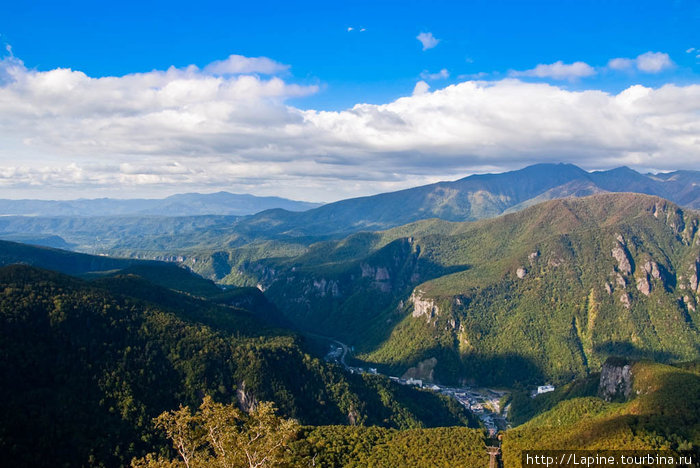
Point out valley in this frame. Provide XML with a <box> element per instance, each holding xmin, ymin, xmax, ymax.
<box><xmin>1</xmin><ymin>164</ymin><xmax>699</xmax><ymax>466</ymax></box>
<box><xmin>4</xmin><ymin>3</ymin><xmax>700</xmax><ymax>465</ymax></box>
<box><xmin>324</xmin><ymin>339</ymin><xmax>510</xmax><ymax>435</ymax></box>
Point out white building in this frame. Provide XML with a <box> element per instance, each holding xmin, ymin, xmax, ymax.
<box><xmin>537</xmin><ymin>385</ymin><xmax>555</xmax><ymax>394</ymax></box>
<box><xmin>406</xmin><ymin>378</ymin><xmax>423</xmax><ymax>387</ymax></box>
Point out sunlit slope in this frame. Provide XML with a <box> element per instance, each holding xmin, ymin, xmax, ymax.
<box><xmin>501</xmin><ymin>360</ymin><xmax>700</xmax><ymax>467</ymax></box>
<box><xmin>248</xmin><ymin>194</ymin><xmax>700</xmax><ymax>385</ymax></box>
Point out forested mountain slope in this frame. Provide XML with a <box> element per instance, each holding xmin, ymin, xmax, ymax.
<box><xmin>234</xmin><ymin>194</ymin><xmax>700</xmax><ymax>386</ymax></box>
<box><xmin>0</xmin><ymin>265</ymin><xmax>474</xmax><ymax>467</ymax></box>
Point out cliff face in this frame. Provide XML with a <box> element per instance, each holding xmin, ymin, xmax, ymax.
<box><xmin>410</xmin><ymin>290</ymin><xmax>440</xmax><ymax>322</ymax></box>
<box><xmin>598</xmin><ymin>358</ymin><xmax>634</xmax><ymax>402</ymax></box>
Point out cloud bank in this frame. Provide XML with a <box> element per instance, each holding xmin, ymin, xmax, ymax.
<box><xmin>510</xmin><ymin>61</ymin><xmax>596</xmax><ymax>80</ymax></box>
<box><xmin>608</xmin><ymin>52</ymin><xmax>674</xmax><ymax>73</ymax></box>
<box><xmin>510</xmin><ymin>52</ymin><xmax>674</xmax><ymax>82</ymax></box>
<box><xmin>0</xmin><ymin>53</ymin><xmax>698</xmax><ymax>201</ymax></box>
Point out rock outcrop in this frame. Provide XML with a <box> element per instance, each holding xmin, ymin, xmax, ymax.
<box><xmin>410</xmin><ymin>290</ymin><xmax>439</xmax><ymax>322</ymax></box>
<box><xmin>598</xmin><ymin>358</ymin><xmax>634</xmax><ymax>402</ymax></box>
<box><xmin>312</xmin><ymin>278</ymin><xmax>341</xmax><ymax>297</ymax></box>
<box><xmin>236</xmin><ymin>381</ymin><xmax>259</xmax><ymax>412</ymax></box>
<box><xmin>635</xmin><ymin>260</ymin><xmax>663</xmax><ymax>296</ymax></box>
<box><xmin>636</xmin><ymin>275</ymin><xmax>651</xmax><ymax>296</ymax></box>
<box><xmin>612</xmin><ymin>244</ymin><xmax>632</xmax><ymax>275</ymax></box>
<box><xmin>528</xmin><ymin>251</ymin><xmax>539</xmax><ymax>264</ymax></box>
<box><xmin>402</xmin><ymin>357</ymin><xmax>438</xmax><ymax>382</ymax></box>
<box><xmin>689</xmin><ymin>259</ymin><xmax>700</xmax><ymax>294</ymax></box>
<box><xmin>643</xmin><ymin>261</ymin><xmax>661</xmax><ymax>280</ymax></box>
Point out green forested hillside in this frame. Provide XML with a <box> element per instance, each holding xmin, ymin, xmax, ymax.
<box><xmin>502</xmin><ymin>361</ymin><xmax>700</xmax><ymax>467</ymax></box>
<box><xmin>289</xmin><ymin>425</ymin><xmax>488</xmax><ymax>467</ymax></box>
<box><xmin>232</xmin><ymin>194</ymin><xmax>700</xmax><ymax>386</ymax></box>
<box><xmin>0</xmin><ymin>265</ymin><xmax>474</xmax><ymax>468</ymax></box>
<box><xmin>131</xmin><ymin>359</ymin><xmax>699</xmax><ymax>467</ymax></box>
<box><xmin>0</xmin><ymin>239</ymin><xmax>237</xmax><ymax>301</ymax></box>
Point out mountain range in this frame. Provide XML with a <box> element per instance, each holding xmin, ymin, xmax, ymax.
<box><xmin>1</xmin><ymin>164</ymin><xmax>700</xmax><ymax>465</ymax></box>
<box><xmin>0</xmin><ymin>191</ymin><xmax>320</xmax><ymax>217</ymax></box>
<box><xmin>209</xmin><ymin>163</ymin><xmax>700</xmax><ymax>239</ymax></box>
<box><xmin>2</xmin><ymin>164</ymin><xmax>698</xmax><ymax>256</ymax></box>
<box><xmin>221</xmin><ymin>193</ymin><xmax>700</xmax><ymax>386</ymax></box>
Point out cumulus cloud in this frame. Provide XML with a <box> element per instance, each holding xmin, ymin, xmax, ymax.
<box><xmin>0</xmin><ymin>53</ymin><xmax>699</xmax><ymax>201</ymax></box>
<box><xmin>412</xmin><ymin>81</ymin><xmax>430</xmax><ymax>95</ymax></box>
<box><xmin>608</xmin><ymin>51</ymin><xmax>674</xmax><ymax>73</ymax></box>
<box><xmin>635</xmin><ymin>51</ymin><xmax>674</xmax><ymax>72</ymax></box>
<box><xmin>607</xmin><ymin>57</ymin><xmax>635</xmax><ymax>71</ymax></box>
<box><xmin>510</xmin><ymin>61</ymin><xmax>596</xmax><ymax>80</ymax></box>
<box><xmin>203</xmin><ymin>54</ymin><xmax>289</xmax><ymax>75</ymax></box>
<box><xmin>420</xmin><ymin>69</ymin><xmax>449</xmax><ymax>80</ymax></box>
<box><xmin>416</xmin><ymin>32</ymin><xmax>439</xmax><ymax>51</ymax></box>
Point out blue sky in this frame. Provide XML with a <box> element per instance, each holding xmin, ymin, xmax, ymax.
<box><xmin>4</xmin><ymin>0</ymin><xmax>698</xmax><ymax>108</ymax></box>
<box><xmin>0</xmin><ymin>0</ymin><xmax>698</xmax><ymax>201</ymax></box>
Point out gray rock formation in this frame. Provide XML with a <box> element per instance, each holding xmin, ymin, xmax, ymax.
<box><xmin>411</xmin><ymin>291</ymin><xmax>439</xmax><ymax>322</ymax></box>
<box><xmin>612</xmin><ymin>245</ymin><xmax>632</xmax><ymax>275</ymax></box>
<box><xmin>236</xmin><ymin>381</ymin><xmax>259</xmax><ymax>412</ymax></box>
<box><xmin>636</xmin><ymin>275</ymin><xmax>651</xmax><ymax>296</ymax></box>
<box><xmin>598</xmin><ymin>358</ymin><xmax>634</xmax><ymax>402</ymax></box>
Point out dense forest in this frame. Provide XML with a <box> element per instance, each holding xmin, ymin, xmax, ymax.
<box><xmin>0</xmin><ymin>265</ymin><xmax>474</xmax><ymax>467</ymax></box>
<box><xmin>1</xmin><ymin>191</ymin><xmax>699</xmax><ymax>467</ymax></box>
<box><xmin>224</xmin><ymin>194</ymin><xmax>700</xmax><ymax>385</ymax></box>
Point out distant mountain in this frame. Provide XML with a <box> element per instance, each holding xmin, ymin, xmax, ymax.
<box><xmin>159</xmin><ymin>164</ymin><xmax>700</xmax><ymax>238</ymax></box>
<box><xmin>188</xmin><ymin>163</ymin><xmax>700</xmax><ymax>239</ymax></box>
<box><xmin>0</xmin><ymin>233</ymin><xmax>75</xmax><ymax>249</ymax></box>
<box><xmin>0</xmin><ymin>191</ymin><xmax>321</xmax><ymax>217</ymax></box>
<box><xmin>1</xmin><ymin>164</ymin><xmax>698</xmax><ymax>257</ymax></box>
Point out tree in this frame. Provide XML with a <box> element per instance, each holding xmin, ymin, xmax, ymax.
<box><xmin>132</xmin><ymin>396</ymin><xmax>300</xmax><ymax>468</ymax></box>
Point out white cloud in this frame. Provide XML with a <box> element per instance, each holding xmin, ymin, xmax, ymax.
<box><xmin>347</xmin><ymin>27</ymin><xmax>354</xmax><ymax>32</ymax></box>
<box><xmin>0</xmin><ymin>54</ymin><xmax>699</xmax><ymax>201</ymax></box>
<box><xmin>203</xmin><ymin>54</ymin><xmax>289</xmax><ymax>75</ymax></box>
<box><xmin>420</xmin><ymin>69</ymin><xmax>449</xmax><ymax>80</ymax></box>
<box><xmin>607</xmin><ymin>57</ymin><xmax>635</xmax><ymax>70</ymax></box>
<box><xmin>635</xmin><ymin>51</ymin><xmax>673</xmax><ymax>73</ymax></box>
<box><xmin>686</xmin><ymin>47</ymin><xmax>696</xmax><ymax>54</ymax></box>
<box><xmin>608</xmin><ymin>51</ymin><xmax>674</xmax><ymax>73</ymax></box>
<box><xmin>510</xmin><ymin>61</ymin><xmax>596</xmax><ymax>80</ymax></box>
<box><xmin>458</xmin><ymin>72</ymin><xmax>489</xmax><ymax>80</ymax></box>
<box><xmin>412</xmin><ymin>81</ymin><xmax>430</xmax><ymax>95</ymax></box>
<box><xmin>417</xmin><ymin>32</ymin><xmax>439</xmax><ymax>51</ymax></box>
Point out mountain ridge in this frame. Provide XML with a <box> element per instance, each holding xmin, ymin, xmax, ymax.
<box><xmin>231</xmin><ymin>193</ymin><xmax>700</xmax><ymax>385</ymax></box>
<box><xmin>207</xmin><ymin>163</ymin><xmax>700</xmax><ymax>239</ymax></box>
<box><xmin>1</xmin><ymin>163</ymin><xmax>699</xmax><ymax>257</ymax></box>
<box><xmin>0</xmin><ymin>191</ymin><xmax>321</xmax><ymax>217</ymax></box>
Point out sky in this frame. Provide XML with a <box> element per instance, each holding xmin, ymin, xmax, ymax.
<box><xmin>0</xmin><ymin>0</ymin><xmax>698</xmax><ymax>202</ymax></box>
